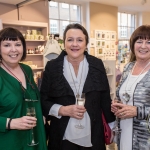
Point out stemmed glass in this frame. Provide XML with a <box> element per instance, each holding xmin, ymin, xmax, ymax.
<box><xmin>25</xmin><ymin>99</ymin><xmax>38</xmax><ymax>146</ymax></box>
<box><xmin>75</xmin><ymin>93</ymin><xmax>85</xmax><ymax>129</ymax></box>
<box><xmin>112</xmin><ymin>99</ymin><xmax>122</xmax><ymax>134</ymax></box>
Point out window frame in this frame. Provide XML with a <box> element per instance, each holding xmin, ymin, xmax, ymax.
<box><xmin>49</xmin><ymin>1</ymin><xmax>81</xmax><ymax>36</ymax></box>
<box><xmin>118</xmin><ymin>12</ymin><xmax>136</xmax><ymax>41</ymax></box>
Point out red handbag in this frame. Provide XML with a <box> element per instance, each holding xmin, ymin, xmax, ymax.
<box><xmin>101</xmin><ymin>111</ymin><xmax>112</xmax><ymax>145</ymax></box>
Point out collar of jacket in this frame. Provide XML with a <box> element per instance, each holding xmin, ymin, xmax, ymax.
<box><xmin>48</xmin><ymin>50</ymin><xmax>109</xmax><ymax>97</ymax></box>
<box><xmin>116</xmin><ymin>61</ymin><xmax>150</xmax><ymax>99</ymax></box>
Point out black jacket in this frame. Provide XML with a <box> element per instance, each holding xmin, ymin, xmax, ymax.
<box><xmin>40</xmin><ymin>50</ymin><xmax>115</xmax><ymax>150</ymax></box>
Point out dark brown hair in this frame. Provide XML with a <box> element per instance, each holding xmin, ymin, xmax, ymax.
<box><xmin>0</xmin><ymin>27</ymin><xmax>26</xmax><ymax>61</ymax></box>
<box><xmin>63</xmin><ymin>23</ymin><xmax>89</xmax><ymax>46</ymax></box>
<box><xmin>129</xmin><ymin>25</ymin><xmax>150</xmax><ymax>62</ymax></box>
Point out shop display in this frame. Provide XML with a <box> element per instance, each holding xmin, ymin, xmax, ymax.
<box><xmin>90</xmin><ymin>30</ymin><xmax>117</xmax><ymax>60</ymax></box>
<box><xmin>117</xmin><ymin>40</ymin><xmax>130</xmax><ymax>64</ymax></box>
<box><xmin>25</xmin><ymin>29</ymin><xmax>45</xmax><ymax>41</ymax></box>
<box><xmin>43</xmin><ymin>35</ymin><xmax>62</xmax><ymax>66</ymax></box>
<box><xmin>27</xmin><ymin>45</ymin><xmax>44</xmax><ymax>54</ymax></box>
<box><xmin>89</xmin><ymin>30</ymin><xmax>116</xmax><ymax>99</ymax></box>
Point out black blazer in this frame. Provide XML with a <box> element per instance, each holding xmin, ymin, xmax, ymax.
<box><xmin>40</xmin><ymin>51</ymin><xmax>115</xmax><ymax>150</ymax></box>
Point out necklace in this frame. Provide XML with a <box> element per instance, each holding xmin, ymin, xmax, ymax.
<box><xmin>1</xmin><ymin>62</ymin><xmax>25</xmax><ymax>91</ymax></box>
<box><xmin>68</xmin><ymin>57</ymin><xmax>84</xmax><ymax>99</ymax></box>
<box><xmin>1</xmin><ymin>62</ymin><xmax>35</xmax><ymax>91</ymax></box>
<box><xmin>122</xmin><ymin>61</ymin><xmax>150</xmax><ymax>103</ymax></box>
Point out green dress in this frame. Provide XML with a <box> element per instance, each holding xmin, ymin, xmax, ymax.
<box><xmin>0</xmin><ymin>63</ymin><xmax>47</xmax><ymax>150</ymax></box>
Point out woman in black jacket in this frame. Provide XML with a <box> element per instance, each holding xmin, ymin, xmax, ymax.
<box><xmin>40</xmin><ymin>23</ymin><xmax>115</xmax><ymax>150</ymax></box>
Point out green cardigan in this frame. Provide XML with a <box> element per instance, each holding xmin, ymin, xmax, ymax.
<box><xmin>0</xmin><ymin>63</ymin><xmax>47</xmax><ymax>150</ymax></box>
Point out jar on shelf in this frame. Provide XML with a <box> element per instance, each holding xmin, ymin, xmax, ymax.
<box><xmin>30</xmin><ymin>35</ymin><xmax>34</xmax><ymax>40</ymax></box>
<box><xmin>26</xmin><ymin>34</ymin><xmax>30</xmax><ymax>40</ymax></box>
<box><xmin>34</xmin><ymin>35</ymin><xmax>39</xmax><ymax>40</ymax></box>
<box><xmin>35</xmin><ymin>48</ymin><xmax>39</xmax><ymax>54</ymax></box>
<box><xmin>32</xmin><ymin>30</ymin><xmax>37</xmax><ymax>35</ymax></box>
<box><xmin>39</xmin><ymin>35</ymin><xmax>44</xmax><ymax>40</ymax></box>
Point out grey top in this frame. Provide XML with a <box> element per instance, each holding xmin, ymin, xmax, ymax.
<box><xmin>116</xmin><ymin>61</ymin><xmax>150</xmax><ymax>150</ymax></box>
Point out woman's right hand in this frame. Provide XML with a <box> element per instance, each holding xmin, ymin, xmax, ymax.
<box><xmin>8</xmin><ymin>116</ymin><xmax>37</xmax><ymax>130</ymax></box>
<box><xmin>111</xmin><ymin>100</ymin><xmax>120</xmax><ymax>114</ymax></box>
<box><xmin>58</xmin><ymin>105</ymin><xmax>86</xmax><ymax>119</ymax></box>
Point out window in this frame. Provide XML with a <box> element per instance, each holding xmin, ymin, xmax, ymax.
<box><xmin>118</xmin><ymin>12</ymin><xmax>136</xmax><ymax>40</ymax></box>
<box><xmin>49</xmin><ymin>1</ymin><xmax>81</xmax><ymax>36</ymax></box>
<box><xmin>117</xmin><ymin>12</ymin><xmax>136</xmax><ymax>64</ymax></box>
<box><xmin>62</xmin><ymin>3</ymin><xmax>69</xmax><ymax>9</ymax></box>
<box><xmin>49</xmin><ymin>1</ymin><xmax>57</xmax><ymax>7</ymax></box>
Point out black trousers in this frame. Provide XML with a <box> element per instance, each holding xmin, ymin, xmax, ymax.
<box><xmin>62</xmin><ymin>140</ymin><xmax>92</xmax><ymax>150</ymax></box>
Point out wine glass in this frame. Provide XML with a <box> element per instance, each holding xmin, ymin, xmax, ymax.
<box><xmin>26</xmin><ymin>107</ymin><xmax>39</xmax><ymax>146</ymax></box>
<box><xmin>75</xmin><ymin>93</ymin><xmax>85</xmax><ymax>129</ymax></box>
<box><xmin>112</xmin><ymin>99</ymin><xmax>122</xmax><ymax>134</ymax></box>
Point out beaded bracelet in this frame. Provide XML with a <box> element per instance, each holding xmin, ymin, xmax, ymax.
<box><xmin>8</xmin><ymin>118</ymin><xmax>12</xmax><ymax>130</ymax></box>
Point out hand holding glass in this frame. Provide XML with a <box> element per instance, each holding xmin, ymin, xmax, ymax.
<box><xmin>112</xmin><ymin>99</ymin><xmax>122</xmax><ymax>134</ymax></box>
<box><xmin>26</xmin><ymin>107</ymin><xmax>38</xmax><ymax>146</ymax></box>
<box><xmin>75</xmin><ymin>93</ymin><xmax>85</xmax><ymax>129</ymax></box>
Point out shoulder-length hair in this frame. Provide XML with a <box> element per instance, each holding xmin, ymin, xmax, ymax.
<box><xmin>129</xmin><ymin>25</ymin><xmax>150</xmax><ymax>62</ymax></box>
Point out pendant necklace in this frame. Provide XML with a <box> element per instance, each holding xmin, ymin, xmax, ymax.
<box><xmin>1</xmin><ymin>61</ymin><xmax>25</xmax><ymax>92</ymax></box>
<box><xmin>68</xmin><ymin>57</ymin><xmax>84</xmax><ymax>100</ymax></box>
<box><xmin>123</xmin><ymin>61</ymin><xmax>150</xmax><ymax>103</ymax></box>
<box><xmin>1</xmin><ymin>62</ymin><xmax>37</xmax><ymax>99</ymax></box>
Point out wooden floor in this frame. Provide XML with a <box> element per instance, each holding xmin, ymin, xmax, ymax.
<box><xmin>106</xmin><ymin>143</ymin><xmax>117</xmax><ymax>150</ymax></box>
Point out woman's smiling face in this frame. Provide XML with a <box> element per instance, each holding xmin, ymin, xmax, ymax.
<box><xmin>0</xmin><ymin>39</ymin><xmax>23</xmax><ymax>67</ymax></box>
<box><xmin>64</xmin><ymin>29</ymin><xmax>87</xmax><ymax>61</ymax></box>
<box><xmin>134</xmin><ymin>38</ymin><xmax>150</xmax><ymax>61</ymax></box>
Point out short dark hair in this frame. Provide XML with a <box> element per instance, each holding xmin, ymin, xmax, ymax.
<box><xmin>129</xmin><ymin>25</ymin><xmax>150</xmax><ymax>62</ymax></box>
<box><xmin>63</xmin><ymin>23</ymin><xmax>89</xmax><ymax>46</ymax></box>
<box><xmin>0</xmin><ymin>27</ymin><xmax>26</xmax><ymax>61</ymax></box>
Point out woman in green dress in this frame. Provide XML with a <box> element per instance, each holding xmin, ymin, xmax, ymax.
<box><xmin>0</xmin><ymin>27</ymin><xmax>47</xmax><ymax>150</ymax></box>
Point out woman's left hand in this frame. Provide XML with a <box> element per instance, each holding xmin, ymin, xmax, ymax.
<box><xmin>112</xmin><ymin>103</ymin><xmax>137</xmax><ymax>119</ymax></box>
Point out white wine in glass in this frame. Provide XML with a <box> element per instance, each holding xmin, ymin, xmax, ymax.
<box><xmin>26</xmin><ymin>107</ymin><xmax>39</xmax><ymax>146</ymax></box>
<box><xmin>75</xmin><ymin>93</ymin><xmax>85</xmax><ymax>129</ymax></box>
<box><xmin>112</xmin><ymin>99</ymin><xmax>122</xmax><ymax>134</ymax></box>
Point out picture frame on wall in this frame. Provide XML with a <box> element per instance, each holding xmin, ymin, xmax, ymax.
<box><xmin>96</xmin><ymin>41</ymin><xmax>101</xmax><ymax>47</ymax></box>
<box><xmin>90</xmin><ymin>38</ymin><xmax>96</xmax><ymax>47</ymax></box>
<box><xmin>105</xmin><ymin>41</ymin><xmax>111</xmax><ymax>50</ymax></box>
<box><xmin>96</xmin><ymin>32</ymin><xmax>101</xmax><ymax>40</ymax></box>
<box><xmin>106</xmin><ymin>32</ymin><xmax>110</xmax><ymax>40</ymax></box>
<box><xmin>110</xmin><ymin>41</ymin><xmax>116</xmax><ymax>49</ymax></box>
<box><xmin>101</xmin><ymin>40</ymin><xmax>106</xmax><ymax>48</ymax></box>
<box><xmin>97</xmin><ymin>47</ymin><xmax>103</xmax><ymax>54</ymax></box>
<box><xmin>101</xmin><ymin>32</ymin><xmax>106</xmax><ymax>40</ymax></box>
<box><xmin>111</xmin><ymin>32</ymin><xmax>116</xmax><ymax>40</ymax></box>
